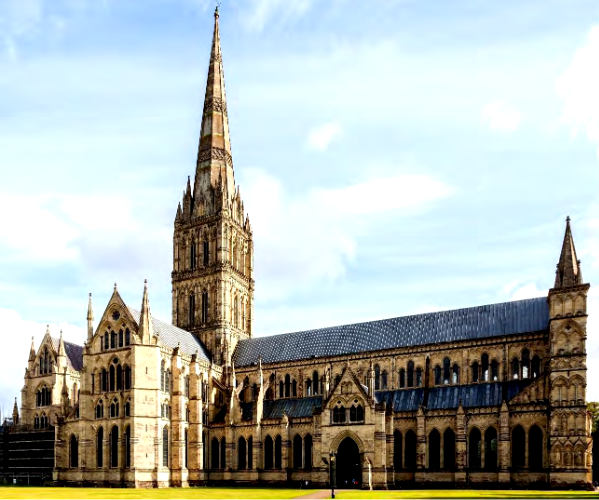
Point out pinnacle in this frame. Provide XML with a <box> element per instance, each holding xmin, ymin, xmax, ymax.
<box><xmin>554</xmin><ymin>216</ymin><xmax>584</xmax><ymax>288</ymax></box>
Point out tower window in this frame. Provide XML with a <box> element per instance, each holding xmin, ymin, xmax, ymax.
<box><xmin>189</xmin><ymin>293</ymin><xmax>196</xmax><ymax>327</ymax></box>
<box><xmin>201</xmin><ymin>291</ymin><xmax>209</xmax><ymax>323</ymax></box>
<box><xmin>203</xmin><ymin>240</ymin><xmax>209</xmax><ymax>266</ymax></box>
<box><xmin>190</xmin><ymin>242</ymin><xmax>197</xmax><ymax>270</ymax></box>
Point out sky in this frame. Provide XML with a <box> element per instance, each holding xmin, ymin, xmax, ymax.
<box><xmin>1</xmin><ymin>0</ymin><xmax>599</xmax><ymax>414</ymax></box>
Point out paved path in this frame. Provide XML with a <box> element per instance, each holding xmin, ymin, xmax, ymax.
<box><xmin>294</xmin><ymin>490</ymin><xmax>349</xmax><ymax>499</ymax></box>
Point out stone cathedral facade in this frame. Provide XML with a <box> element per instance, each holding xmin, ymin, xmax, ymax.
<box><xmin>16</xmin><ymin>9</ymin><xmax>593</xmax><ymax>489</ymax></box>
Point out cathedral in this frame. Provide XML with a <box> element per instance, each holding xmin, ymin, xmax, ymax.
<box><xmin>12</xmin><ymin>8</ymin><xmax>593</xmax><ymax>489</ymax></box>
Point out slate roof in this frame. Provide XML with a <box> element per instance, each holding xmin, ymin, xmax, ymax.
<box><xmin>233</xmin><ymin>297</ymin><xmax>549</xmax><ymax>366</ymax></box>
<box><xmin>127</xmin><ymin>308</ymin><xmax>211</xmax><ymax>362</ymax></box>
<box><xmin>376</xmin><ymin>388</ymin><xmax>424</xmax><ymax>412</ymax></box>
<box><xmin>375</xmin><ymin>380</ymin><xmax>533</xmax><ymax>411</ymax></box>
<box><xmin>50</xmin><ymin>337</ymin><xmax>84</xmax><ymax>372</ymax></box>
<box><xmin>262</xmin><ymin>396</ymin><xmax>323</xmax><ymax>419</ymax></box>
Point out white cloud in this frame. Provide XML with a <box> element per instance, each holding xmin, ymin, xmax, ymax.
<box><xmin>556</xmin><ymin>22</ymin><xmax>599</xmax><ymax>157</ymax></box>
<box><xmin>306</xmin><ymin>121</ymin><xmax>343</xmax><ymax>151</ymax></box>
<box><xmin>0</xmin><ymin>308</ymin><xmax>84</xmax><ymax>415</ymax></box>
<box><xmin>240</xmin><ymin>0</ymin><xmax>315</xmax><ymax>32</ymax></box>
<box><xmin>240</xmin><ymin>167</ymin><xmax>454</xmax><ymax>301</ymax></box>
<box><xmin>480</xmin><ymin>100</ymin><xmax>522</xmax><ymax>131</ymax></box>
<box><xmin>509</xmin><ymin>282</ymin><xmax>545</xmax><ymax>301</ymax></box>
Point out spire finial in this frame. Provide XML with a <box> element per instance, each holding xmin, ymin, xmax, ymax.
<box><xmin>114</xmin><ymin>282</ymin><xmax>118</xmax><ymax>292</ymax></box>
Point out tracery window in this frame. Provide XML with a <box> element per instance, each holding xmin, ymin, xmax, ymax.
<box><xmin>332</xmin><ymin>403</ymin><xmax>346</xmax><ymax>424</ymax></box>
<box><xmin>349</xmin><ymin>401</ymin><xmax>364</xmax><ymax>422</ymax></box>
<box><xmin>96</xmin><ymin>400</ymin><xmax>104</xmax><ymax>419</ymax></box>
<box><xmin>110</xmin><ymin>398</ymin><xmax>119</xmax><ymax>418</ymax></box>
<box><xmin>36</xmin><ymin>386</ymin><xmax>51</xmax><ymax>407</ymax></box>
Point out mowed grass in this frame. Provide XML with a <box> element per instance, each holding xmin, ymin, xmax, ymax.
<box><xmin>336</xmin><ymin>490</ymin><xmax>599</xmax><ymax>499</ymax></box>
<box><xmin>0</xmin><ymin>486</ymin><xmax>316</xmax><ymax>499</ymax></box>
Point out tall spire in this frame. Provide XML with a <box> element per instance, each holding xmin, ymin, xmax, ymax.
<box><xmin>195</xmin><ymin>6</ymin><xmax>234</xmax><ymax>198</ymax></box>
<box><xmin>139</xmin><ymin>279</ymin><xmax>154</xmax><ymax>344</ymax></box>
<box><xmin>554</xmin><ymin>216</ymin><xmax>584</xmax><ymax>288</ymax></box>
<box><xmin>87</xmin><ymin>293</ymin><xmax>94</xmax><ymax>342</ymax></box>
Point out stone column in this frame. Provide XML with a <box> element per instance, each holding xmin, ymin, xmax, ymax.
<box><xmin>498</xmin><ymin>401</ymin><xmax>510</xmax><ymax>484</ymax></box>
<box><xmin>454</xmin><ymin>404</ymin><xmax>467</xmax><ymax>484</ymax></box>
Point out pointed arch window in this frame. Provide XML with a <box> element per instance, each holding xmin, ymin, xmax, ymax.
<box><xmin>96</xmin><ymin>400</ymin><xmax>104</xmax><ymax>419</ymax></box>
<box><xmin>394</xmin><ymin>430</ymin><xmax>402</xmax><ymax>470</ymax></box>
<box><xmin>482</xmin><ymin>353</ymin><xmax>489</xmax><ymax>381</ymax></box>
<box><xmin>70</xmin><ymin>435</ymin><xmax>78</xmax><ymax>468</ymax></box>
<box><xmin>284</xmin><ymin>374</ymin><xmax>291</xmax><ymax>398</ymax></box>
<box><xmin>119</xmin><ymin>329</ymin><xmax>124</xmax><ymax>348</ymax></box>
<box><xmin>110</xmin><ymin>426</ymin><xmax>118</xmax><ymax>468</ymax></box>
<box><xmin>189</xmin><ymin>293</ymin><xmax>196</xmax><ymax>327</ymax></box>
<box><xmin>313</xmin><ymin>372</ymin><xmax>319</xmax><ymax>395</ymax></box>
<box><xmin>416</xmin><ymin>367</ymin><xmax>423</xmax><ymax>387</ymax></box>
<box><xmin>381</xmin><ymin>370</ymin><xmax>388</xmax><ymax>389</ymax></box>
<box><xmin>443</xmin><ymin>357</ymin><xmax>451</xmax><ymax>384</ymax></box>
<box><xmin>124</xmin><ymin>365</ymin><xmax>131</xmax><ymax>390</ymax></box>
<box><xmin>190</xmin><ymin>242</ymin><xmax>197</xmax><ymax>270</ymax></box>
<box><xmin>110</xmin><ymin>331</ymin><xmax>117</xmax><ymax>349</ymax></box>
<box><xmin>274</xmin><ymin>435</ymin><xmax>282</xmax><ymax>469</ymax></box>
<box><xmin>96</xmin><ymin>427</ymin><xmax>103</xmax><ymax>468</ymax></box>
<box><xmin>264</xmin><ymin>435</ymin><xmax>273</xmax><ymax>469</ymax></box>
<box><xmin>374</xmin><ymin>365</ymin><xmax>381</xmax><ymax>390</ymax></box>
<box><xmin>399</xmin><ymin>369</ymin><xmax>406</xmax><ymax>388</ymax></box>
<box><xmin>34</xmin><ymin>414</ymin><xmax>40</xmax><ymax>429</ymax></box>
<box><xmin>125</xmin><ymin>328</ymin><xmax>130</xmax><ymax>346</ymax></box>
<box><xmin>531</xmin><ymin>356</ymin><xmax>541</xmax><ymax>378</ymax></box>
<box><xmin>203</xmin><ymin>239</ymin><xmax>209</xmax><ymax>266</ymax></box>
<box><xmin>434</xmin><ymin>365</ymin><xmax>442</xmax><ymax>385</ymax></box>
<box><xmin>306</xmin><ymin>378</ymin><xmax>312</xmax><ymax>396</ymax></box>
<box><xmin>452</xmin><ymin>364</ymin><xmax>460</xmax><ymax>384</ymax></box>
<box><xmin>472</xmin><ymin>362</ymin><xmax>479</xmax><ymax>383</ymax></box>
<box><xmin>202</xmin><ymin>290</ymin><xmax>209</xmax><ymax>323</ymax></box>
<box><xmin>161</xmin><ymin>361</ymin><xmax>166</xmax><ymax>392</ymax></box>
<box><xmin>407</xmin><ymin>361</ymin><xmax>414</xmax><ymax>387</ymax></box>
<box><xmin>220</xmin><ymin>437</ymin><xmax>226</xmax><ymax>469</ymax></box>
<box><xmin>104</xmin><ymin>332</ymin><xmax>109</xmax><ymax>350</ymax></box>
<box><xmin>125</xmin><ymin>425</ymin><xmax>131</xmax><ymax>469</ymax></box>
<box><xmin>110</xmin><ymin>398</ymin><xmax>119</xmax><ymax>418</ymax></box>
<box><xmin>125</xmin><ymin>400</ymin><xmax>131</xmax><ymax>417</ymax></box>
<box><xmin>522</xmin><ymin>349</ymin><xmax>531</xmax><ymax>379</ymax></box>
<box><xmin>491</xmin><ymin>360</ymin><xmax>499</xmax><ymax>381</ymax></box>
<box><xmin>511</xmin><ymin>358</ymin><xmax>520</xmax><ymax>380</ymax></box>
<box><xmin>211</xmin><ymin>437</ymin><xmax>220</xmax><ymax>469</ymax></box>
<box><xmin>162</xmin><ymin>426</ymin><xmax>169</xmax><ymax>467</ymax></box>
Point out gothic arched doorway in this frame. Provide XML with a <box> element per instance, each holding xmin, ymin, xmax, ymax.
<box><xmin>336</xmin><ymin>437</ymin><xmax>361</xmax><ymax>488</ymax></box>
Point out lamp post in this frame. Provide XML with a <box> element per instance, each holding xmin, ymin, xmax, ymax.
<box><xmin>330</xmin><ymin>451</ymin><xmax>337</xmax><ymax>499</ymax></box>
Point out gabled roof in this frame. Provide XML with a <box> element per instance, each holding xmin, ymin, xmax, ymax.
<box><xmin>127</xmin><ymin>308</ymin><xmax>211</xmax><ymax>362</ymax></box>
<box><xmin>233</xmin><ymin>297</ymin><xmax>549</xmax><ymax>367</ymax></box>
<box><xmin>50</xmin><ymin>337</ymin><xmax>83</xmax><ymax>372</ymax></box>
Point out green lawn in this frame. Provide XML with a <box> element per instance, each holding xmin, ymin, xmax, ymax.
<box><xmin>0</xmin><ymin>487</ymin><xmax>317</xmax><ymax>499</ymax></box>
<box><xmin>0</xmin><ymin>487</ymin><xmax>597</xmax><ymax>500</ymax></box>
<box><xmin>335</xmin><ymin>490</ymin><xmax>599</xmax><ymax>499</ymax></box>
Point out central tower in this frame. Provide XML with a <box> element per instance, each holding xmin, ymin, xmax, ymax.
<box><xmin>172</xmin><ymin>7</ymin><xmax>254</xmax><ymax>366</ymax></box>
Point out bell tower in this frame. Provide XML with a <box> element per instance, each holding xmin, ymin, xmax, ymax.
<box><xmin>172</xmin><ymin>7</ymin><xmax>254</xmax><ymax>367</ymax></box>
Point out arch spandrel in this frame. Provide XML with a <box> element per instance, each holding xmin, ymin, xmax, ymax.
<box><xmin>330</xmin><ymin>430</ymin><xmax>365</xmax><ymax>455</ymax></box>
